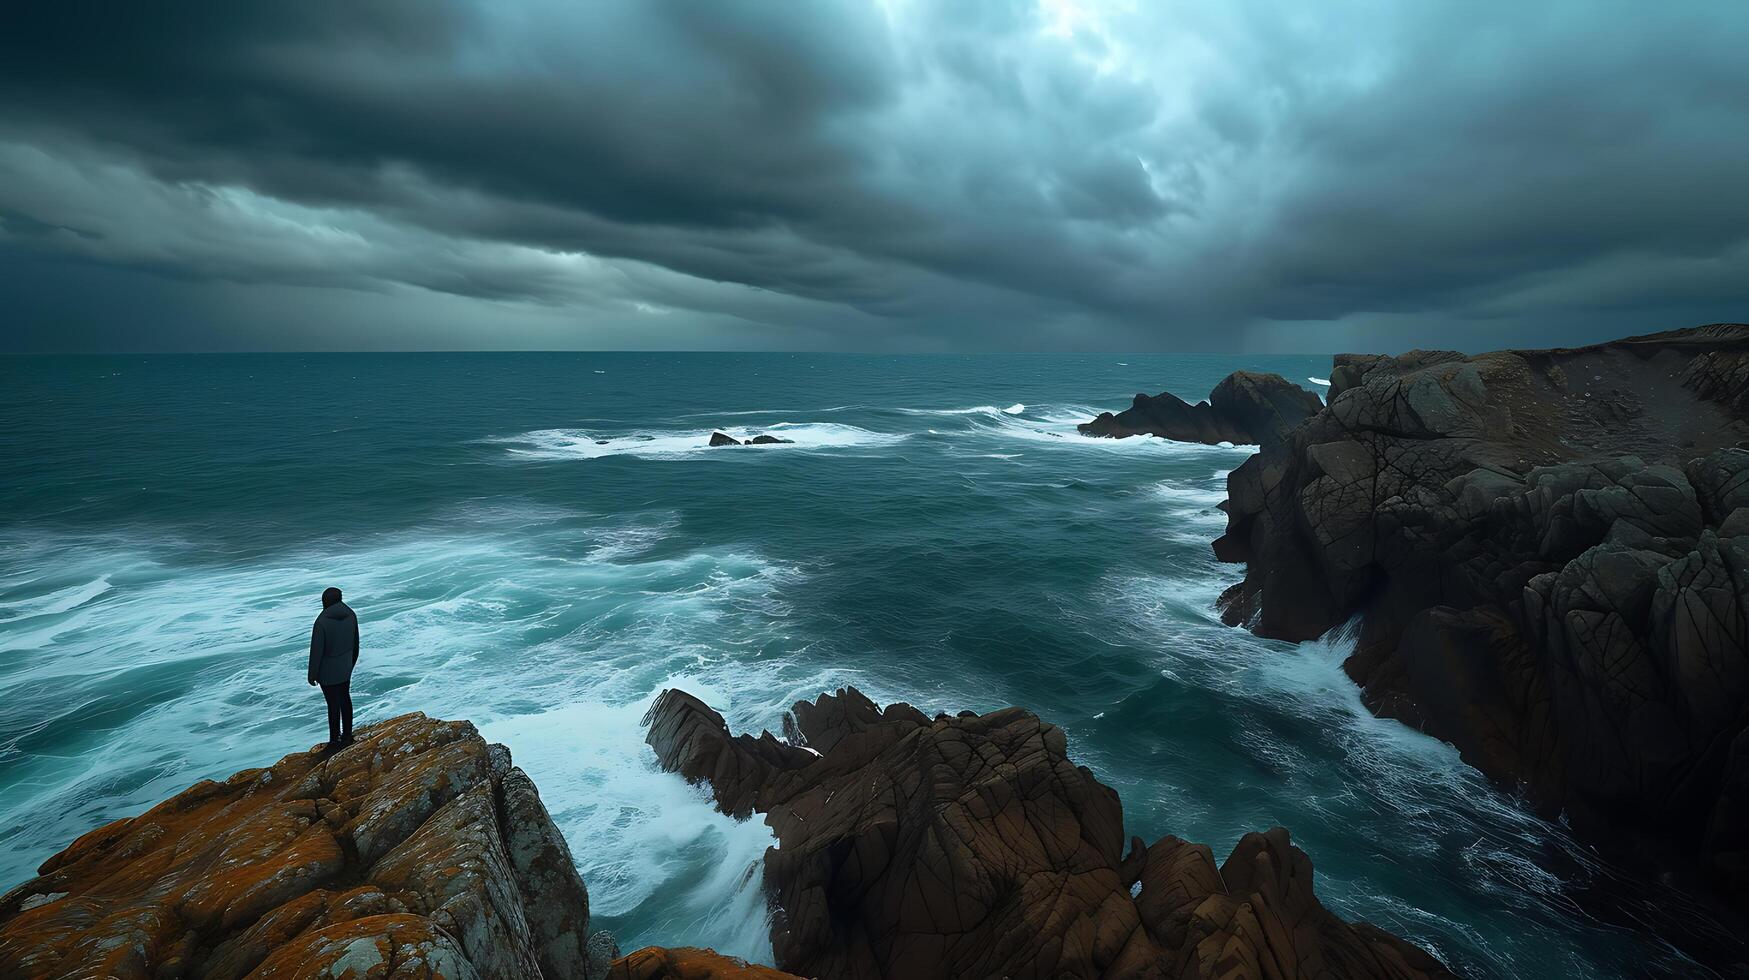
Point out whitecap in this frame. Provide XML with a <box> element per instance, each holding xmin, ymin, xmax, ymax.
<box><xmin>894</xmin><ymin>405</ymin><xmax>1006</xmax><ymax>416</ymax></box>
<box><xmin>0</xmin><ymin>576</ymin><xmax>112</xmax><ymax>624</ymax></box>
<box><xmin>1151</xmin><ymin>479</ymin><xmax>1228</xmax><ymax>511</ymax></box>
<box><xmin>497</xmin><ymin>422</ymin><xmax>905</xmax><ymax>460</ymax></box>
<box><xmin>0</xmin><ymin>526</ymin><xmax>854</xmax><ymax>962</ymax></box>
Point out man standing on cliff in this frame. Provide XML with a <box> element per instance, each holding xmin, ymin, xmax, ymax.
<box><xmin>308</xmin><ymin>586</ymin><xmax>359</xmax><ymax>753</ymax></box>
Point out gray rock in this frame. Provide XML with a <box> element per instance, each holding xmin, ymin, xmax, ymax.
<box><xmin>1212</xmin><ymin>323</ymin><xmax>1749</xmax><ymax>919</ymax></box>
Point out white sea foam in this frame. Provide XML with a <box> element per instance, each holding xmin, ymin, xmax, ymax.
<box><xmin>971</xmin><ymin>405</ymin><xmax>1261</xmax><ymax>455</ymax></box>
<box><xmin>0</xmin><ymin>524</ymin><xmax>865</xmax><ymax>964</ymax></box>
<box><xmin>894</xmin><ymin>405</ymin><xmax>1010</xmax><ymax>416</ymax></box>
<box><xmin>1151</xmin><ymin>479</ymin><xmax>1228</xmax><ymax>512</ymax></box>
<box><xmin>0</xmin><ymin>576</ymin><xmax>113</xmax><ymax>625</ymax></box>
<box><xmin>499</xmin><ymin>422</ymin><xmax>904</xmax><ymax>460</ymax></box>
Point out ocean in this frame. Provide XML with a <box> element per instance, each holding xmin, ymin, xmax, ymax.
<box><xmin>0</xmin><ymin>353</ymin><xmax>1714</xmax><ymax>978</ymax></box>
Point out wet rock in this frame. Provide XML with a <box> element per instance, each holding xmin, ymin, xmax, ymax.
<box><xmin>0</xmin><ymin>713</ymin><xmax>613</xmax><ymax>979</ymax></box>
<box><xmin>643</xmin><ymin>686</ymin><xmax>1453</xmax><ymax>980</ymax></box>
<box><xmin>1211</xmin><ymin>323</ymin><xmax>1749</xmax><ymax>919</ymax></box>
<box><xmin>708</xmin><ymin>432</ymin><xmax>794</xmax><ymax>447</ymax></box>
<box><xmin>1209</xmin><ymin>370</ymin><xmax>1328</xmax><ymax>447</ymax></box>
<box><xmin>1079</xmin><ymin>372</ymin><xmax>1320</xmax><ymax>448</ymax></box>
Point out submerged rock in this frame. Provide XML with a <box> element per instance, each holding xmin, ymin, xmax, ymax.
<box><xmin>709</xmin><ymin>432</ymin><xmax>795</xmax><ymax>447</ymax></box>
<box><xmin>1079</xmin><ymin>371</ymin><xmax>1321</xmax><ymax>448</ymax></box>
<box><xmin>1213</xmin><ymin>323</ymin><xmax>1749</xmax><ymax>927</ymax></box>
<box><xmin>643</xmin><ymin>687</ymin><xmax>1453</xmax><ymax>980</ymax></box>
<box><xmin>0</xmin><ymin>712</ymin><xmax>616</xmax><ymax>979</ymax></box>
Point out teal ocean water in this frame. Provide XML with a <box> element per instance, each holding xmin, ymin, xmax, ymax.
<box><xmin>0</xmin><ymin>353</ymin><xmax>1715</xmax><ymax>977</ymax></box>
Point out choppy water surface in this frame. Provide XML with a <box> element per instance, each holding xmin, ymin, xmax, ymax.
<box><xmin>0</xmin><ymin>354</ymin><xmax>1715</xmax><ymax>977</ymax></box>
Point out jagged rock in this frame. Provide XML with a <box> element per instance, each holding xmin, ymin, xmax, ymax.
<box><xmin>0</xmin><ymin>713</ymin><xmax>614</xmax><ymax>980</ymax></box>
<box><xmin>644</xmin><ymin>687</ymin><xmax>1452</xmax><ymax>980</ymax></box>
<box><xmin>709</xmin><ymin>432</ymin><xmax>743</xmax><ymax>447</ymax></box>
<box><xmin>607</xmin><ymin>947</ymin><xmax>802</xmax><ymax>979</ymax></box>
<box><xmin>1079</xmin><ymin>372</ymin><xmax>1321</xmax><ymax>448</ymax></box>
<box><xmin>1210</xmin><ymin>323</ymin><xmax>1749</xmax><ymax>922</ymax></box>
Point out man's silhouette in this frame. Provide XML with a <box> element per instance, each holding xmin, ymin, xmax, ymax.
<box><xmin>308</xmin><ymin>586</ymin><xmax>359</xmax><ymax>753</ymax></box>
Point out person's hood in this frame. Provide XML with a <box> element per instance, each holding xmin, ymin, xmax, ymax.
<box><xmin>321</xmin><ymin>601</ymin><xmax>354</xmax><ymax>622</ymax></box>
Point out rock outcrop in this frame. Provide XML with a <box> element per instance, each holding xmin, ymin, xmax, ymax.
<box><xmin>607</xmin><ymin>947</ymin><xmax>801</xmax><ymax>979</ymax></box>
<box><xmin>708</xmin><ymin>432</ymin><xmax>795</xmax><ymax>447</ymax></box>
<box><xmin>1211</xmin><ymin>324</ymin><xmax>1749</xmax><ymax>916</ymax></box>
<box><xmin>0</xmin><ymin>713</ymin><xmax>617</xmax><ymax>980</ymax></box>
<box><xmin>1079</xmin><ymin>371</ymin><xmax>1322</xmax><ymax>448</ymax></box>
<box><xmin>643</xmin><ymin>686</ymin><xmax>1453</xmax><ymax>980</ymax></box>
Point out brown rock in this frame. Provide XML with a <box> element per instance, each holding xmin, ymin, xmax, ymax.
<box><xmin>607</xmin><ymin>946</ymin><xmax>802</xmax><ymax>980</ymax></box>
<box><xmin>0</xmin><ymin>713</ymin><xmax>614</xmax><ymax>979</ymax></box>
<box><xmin>644</xmin><ymin>687</ymin><xmax>1453</xmax><ymax>980</ymax></box>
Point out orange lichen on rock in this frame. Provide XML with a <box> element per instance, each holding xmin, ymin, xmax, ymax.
<box><xmin>607</xmin><ymin>946</ymin><xmax>803</xmax><ymax>980</ymax></box>
<box><xmin>0</xmin><ymin>712</ymin><xmax>617</xmax><ymax>979</ymax></box>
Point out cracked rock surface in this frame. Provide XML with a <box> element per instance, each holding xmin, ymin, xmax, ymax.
<box><xmin>644</xmin><ymin>686</ymin><xmax>1453</xmax><ymax>980</ymax></box>
<box><xmin>1211</xmin><ymin>324</ymin><xmax>1749</xmax><ymax>918</ymax></box>
<box><xmin>0</xmin><ymin>712</ymin><xmax>615</xmax><ymax>980</ymax></box>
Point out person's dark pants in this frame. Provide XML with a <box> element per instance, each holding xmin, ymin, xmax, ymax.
<box><xmin>320</xmin><ymin>682</ymin><xmax>353</xmax><ymax>745</ymax></box>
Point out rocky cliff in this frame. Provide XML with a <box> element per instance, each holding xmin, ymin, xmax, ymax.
<box><xmin>643</xmin><ymin>686</ymin><xmax>1453</xmax><ymax>980</ymax></box>
<box><xmin>1080</xmin><ymin>371</ymin><xmax>1323</xmax><ymax>448</ymax></box>
<box><xmin>1207</xmin><ymin>324</ymin><xmax>1749</xmax><ymax>921</ymax></box>
<box><xmin>0</xmin><ymin>713</ymin><xmax>618</xmax><ymax>980</ymax></box>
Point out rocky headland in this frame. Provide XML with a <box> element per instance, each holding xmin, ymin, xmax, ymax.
<box><xmin>0</xmin><ymin>713</ymin><xmax>799</xmax><ymax>980</ymax></box>
<box><xmin>1079</xmin><ymin>371</ymin><xmax>1323</xmax><ymax>448</ymax></box>
<box><xmin>642</xmin><ymin>686</ymin><xmax>1453</xmax><ymax>980</ymax></box>
<box><xmin>0</xmin><ymin>696</ymin><xmax>1453</xmax><ymax>979</ymax></box>
<box><xmin>1082</xmin><ymin>324</ymin><xmax>1749</xmax><ymax>948</ymax></box>
<box><xmin>0</xmin><ymin>712</ymin><xmax>621</xmax><ymax>979</ymax></box>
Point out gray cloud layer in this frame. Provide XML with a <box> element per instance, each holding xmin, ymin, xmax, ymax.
<box><xmin>1</xmin><ymin>0</ymin><xmax>1745</xmax><ymax>351</ymax></box>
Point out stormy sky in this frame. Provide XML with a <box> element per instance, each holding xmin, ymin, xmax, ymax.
<box><xmin>1</xmin><ymin>1</ymin><xmax>1744</xmax><ymax>352</ymax></box>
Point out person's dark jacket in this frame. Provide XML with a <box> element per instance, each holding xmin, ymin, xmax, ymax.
<box><xmin>309</xmin><ymin>601</ymin><xmax>359</xmax><ymax>685</ymax></box>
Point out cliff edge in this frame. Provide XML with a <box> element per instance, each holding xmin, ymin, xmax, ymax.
<box><xmin>0</xmin><ymin>713</ymin><xmax>617</xmax><ymax>980</ymax></box>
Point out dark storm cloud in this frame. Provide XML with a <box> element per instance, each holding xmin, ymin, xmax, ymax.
<box><xmin>0</xmin><ymin>0</ymin><xmax>1744</xmax><ymax>350</ymax></box>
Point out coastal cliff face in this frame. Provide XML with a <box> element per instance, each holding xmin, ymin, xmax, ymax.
<box><xmin>1209</xmin><ymin>324</ymin><xmax>1749</xmax><ymax>908</ymax></box>
<box><xmin>0</xmin><ymin>713</ymin><xmax>616</xmax><ymax>980</ymax></box>
<box><xmin>643</xmin><ymin>686</ymin><xmax>1453</xmax><ymax>980</ymax></box>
